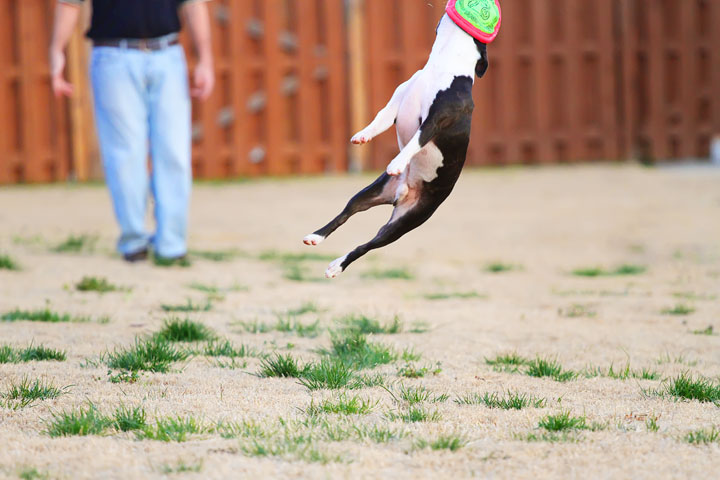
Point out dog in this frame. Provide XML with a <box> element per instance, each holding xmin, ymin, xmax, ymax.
<box><xmin>303</xmin><ymin>11</ymin><xmax>492</xmax><ymax>278</ymax></box>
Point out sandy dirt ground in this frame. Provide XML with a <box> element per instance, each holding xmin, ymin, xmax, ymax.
<box><xmin>0</xmin><ymin>164</ymin><xmax>719</xmax><ymax>479</ymax></box>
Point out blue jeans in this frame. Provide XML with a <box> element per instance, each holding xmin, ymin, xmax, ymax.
<box><xmin>91</xmin><ymin>45</ymin><xmax>191</xmax><ymax>258</ymax></box>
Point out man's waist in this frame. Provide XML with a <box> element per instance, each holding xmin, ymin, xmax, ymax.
<box><xmin>93</xmin><ymin>33</ymin><xmax>179</xmax><ymax>52</ymax></box>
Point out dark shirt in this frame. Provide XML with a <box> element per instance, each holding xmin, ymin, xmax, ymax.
<box><xmin>65</xmin><ymin>0</ymin><xmax>196</xmax><ymax>40</ymax></box>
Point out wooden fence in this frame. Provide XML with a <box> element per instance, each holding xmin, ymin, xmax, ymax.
<box><xmin>0</xmin><ymin>0</ymin><xmax>719</xmax><ymax>184</ymax></box>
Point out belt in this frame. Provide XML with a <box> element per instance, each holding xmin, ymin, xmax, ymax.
<box><xmin>94</xmin><ymin>34</ymin><xmax>179</xmax><ymax>51</ymax></box>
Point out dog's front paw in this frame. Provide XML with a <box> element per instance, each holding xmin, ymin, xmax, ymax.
<box><xmin>351</xmin><ymin>131</ymin><xmax>372</xmax><ymax>145</ymax></box>
<box><xmin>303</xmin><ymin>233</ymin><xmax>325</xmax><ymax>246</ymax></box>
<box><xmin>386</xmin><ymin>161</ymin><xmax>407</xmax><ymax>176</ymax></box>
<box><xmin>325</xmin><ymin>255</ymin><xmax>347</xmax><ymax>278</ymax></box>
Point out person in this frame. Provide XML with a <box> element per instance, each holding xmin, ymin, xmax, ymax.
<box><xmin>49</xmin><ymin>0</ymin><xmax>215</xmax><ymax>263</ymax></box>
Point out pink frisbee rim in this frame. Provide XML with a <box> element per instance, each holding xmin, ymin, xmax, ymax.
<box><xmin>445</xmin><ymin>0</ymin><xmax>502</xmax><ymax>44</ymax></box>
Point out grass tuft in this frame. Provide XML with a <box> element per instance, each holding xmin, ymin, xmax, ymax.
<box><xmin>322</xmin><ymin>331</ymin><xmax>398</xmax><ymax>369</ymax></box>
<box><xmin>160</xmin><ymin>460</ymin><xmax>204</xmax><ymax>474</ymax></box>
<box><xmin>203</xmin><ymin>339</ymin><xmax>257</xmax><ymax>358</ymax></box>
<box><xmin>75</xmin><ymin>276</ymin><xmax>121</xmax><ymax>293</ymax></box>
<box><xmin>258</xmin><ymin>353</ymin><xmax>307</xmax><ymax>378</ymax></box>
<box><xmin>18</xmin><ymin>468</ymin><xmax>49</xmax><ymax>480</ymax></box>
<box><xmin>45</xmin><ymin>403</ymin><xmax>113</xmax><ymax>437</ymax></box>
<box><xmin>455</xmin><ymin>391</ymin><xmax>546</xmax><ymax>410</ymax></box>
<box><xmin>1</xmin><ymin>308</ymin><xmax>92</xmax><ymax>323</ymax></box>
<box><xmin>160</xmin><ymin>299</ymin><xmax>212</xmax><ymax>313</ymax></box>
<box><xmin>361</xmin><ymin>267</ymin><xmax>414</xmax><ymax>280</ymax></box>
<box><xmin>155</xmin><ymin>317</ymin><xmax>216</xmax><ymax>342</ymax></box>
<box><xmin>657</xmin><ymin>374</ymin><xmax>720</xmax><ymax>404</ymax></box>
<box><xmin>661</xmin><ymin>304</ymin><xmax>695</xmax><ymax>316</ymax></box>
<box><xmin>0</xmin><ymin>253</ymin><xmax>21</xmax><ymax>271</ymax></box>
<box><xmin>387</xmin><ymin>405</ymin><xmax>441</xmax><ymax>423</ymax></box>
<box><xmin>339</xmin><ymin>314</ymin><xmax>403</xmax><ymax>334</ymax></box>
<box><xmin>415</xmin><ymin>434</ymin><xmax>467</xmax><ymax>452</ymax></box>
<box><xmin>104</xmin><ymin>337</ymin><xmax>189</xmax><ymax>373</ymax></box>
<box><xmin>572</xmin><ymin>264</ymin><xmax>646</xmax><ymax>277</ymax></box>
<box><xmin>538</xmin><ymin>411</ymin><xmax>588</xmax><ymax>432</ymax></box>
<box><xmin>306</xmin><ymin>393</ymin><xmax>377</xmax><ymax>416</ymax></box>
<box><xmin>287</xmin><ymin>302</ymin><xmax>321</xmax><ymax>316</ymax></box>
<box><xmin>685</xmin><ymin>427</ymin><xmax>720</xmax><ymax>445</ymax></box>
<box><xmin>113</xmin><ymin>405</ymin><xmax>148</xmax><ymax>432</ymax></box>
<box><xmin>138</xmin><ymin>415</ymin><xmax>207</xmax><ymax>442</ymax></box>
<box><xmin>525</xmin><ymin>357</ymin><xmax>577</xmax><ymax>382</ymax></box>
<box><xmin>3</xmin><ymin>377</ymin><xmax>68</xmax><ymax>409</ymax></box>
<box><xmin>692</xmin><ymin>325</ymin><xmax>715</xmax><ymax>336</ymax></box>
<box><xmin>52</xmin><ymin>234</ymin><xmax>97</xmax><ymax>253</ymax></box>
<box><xmin>484</xmin><ymin>262</ymin><xmax>518</xmax><ymax>273</ymax></box>
<box><xmin>396</xmin><ymin>363</ymin><xmax>442</xmax><ymax>378</ymax></box>
<box><xmin>275</xmin><ymin>315</ymin><xmax>322</xmax><ymax>338</ymax></box>
<box><xmin>299</xmin><ymin>358</ymin><xmax>354</xmax><ymax>390</ymax></box>
<box><xmin>189</xmin><ymin>248</ymin><xmax>242</xmax><ymax>262</ymax></box>
<box><xmin>423</xmin><ymin>291</ymin><xmax>486</xmax><ymax>300</ymax></box>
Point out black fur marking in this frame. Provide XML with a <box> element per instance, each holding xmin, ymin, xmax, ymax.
<box><xmin>474</xmin><ymin>40</ymin><xmax>489</xmax><ymax>78</ymax></box>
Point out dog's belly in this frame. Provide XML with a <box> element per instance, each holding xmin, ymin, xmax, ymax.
<box><xmin>407</xmin><ymin>143</ymin><xmax>443</xmax><ymax>185</ymax></box>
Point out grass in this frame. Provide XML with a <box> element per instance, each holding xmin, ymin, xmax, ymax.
<box><xmin>160</xmin><ymin>460</ymin><xmax>203</xmax><ymax>474</ymax></box>
<box><xmin>572</xmin><ymin>264</ymin><xmax>646</xmax><ymax>277</ymax></box>
<box><xmin>306</xmin><ymin>393</ymin><xmax>377</xmax><ymax>416</ymax></box>
<box><xmin>685</xmin><ymin>427</ymin><xmax>720</xmax><ymax>445</ymax></box>
<box><xmin>673</xmin><ymin>291</ymin><xmax>717</xmax><ymax>301</ymax></box>
<box><xmin>188</xmin><ymin>282</ymin><xmax>248</xmax><ymax>301</ymax></box>
<box><xmin>422</xmin><ymin>291</ymin><xmax>486</xmax><ymax>300</ymax></box>
<box><xmin>321</xmin><ymin>331</ymin><xmax>398</xmax><ymax>369</ymax></box>
<box><xmin>387</xmin><ymin>405</ymin><xmax>441</xmax><ymax>423</ymax></box>
<box><xmin>0</xmin><ymin>253</ymin><xmax>20</xmax><ymax>271</ymax></box>
<box><xmin>3</xmin><ymin>377</ymin><xmax>68</xmax><ymax>409</ymax></box>
<box><xmin>558</xmin><ymin>303</ymin><xmax>597</xmax><ymax>318</ymax></box>
<box><xmin>525</xmin><ymin>357</ymin><xmax>577</xmax><ymax>382</ymax></box>
<box><xmin>259</xmin><ymin>250</ymin><xmax>337</xmax><ymax>263</ymax></box>
<box><xmin>484</xmin><ymin>262</ymin><xmax>519</xmax><ymax>273</ymax></box>
<box><xmin>1</xmin><ymin>308</ymin><xmax>94</xmax><ymax>323</ymax></box>
<box><xmin>485</xmin><ymin>352</ymin><xmax>528</xmax><ymax>368</ymax></box>
<box><xmin>18</xmin><ymin>468</ymin><xmax>49</xmax><ymax>480</ymax></box>
<box><xmin>155</xmin><ymin>317</ymin><xmax>216</xmax><ymax>342</ymax></box>
<box><xmin>138</xmin><ymin>415</ymin><xmax>207</xmax><ymax>442</ymax></box>
<box><xmin>275</xmin><ymin>315</ymin><xmax>322</xmax><ymax>338</ymax></box>
<box><xmin>396</xmin><ymin>363</ymin><xmax>442</xmax><ymax>378</ymax></box>
<box><xmin>415</xmin><ymin>434</ymin><xmax>467</xmax><ymax>452</ymax></box>
<box><xmin>655</xmin><ymin>373</ymin><xmax>720</xmax><ymax>404</ymax></box>
<box><xmin>338</xmin><ymin>314</ymin><xmax>403</xmax><ymax>334</ymax></box>
<box><xmin>52</xmin><ymin>234</ymin><xmax>97</xmax><ymax>253</ymax></box>
<box><xmin>282</xmin><ymin>263</ymin><xmax>328</xmax><ymax>282</ymax></box>
<box><xmin>258</xmin><ymin>353</ymin><xmax>307</xmax><ymax>378</ymax></box>
<box><xmin>287</xmin><ymin>302</ymin><xmax>321</xmax><ymax>316</ymax></box>
<box><xmin>395</xmin><ymin>384</ymin><xmax>447</xmax><ymax>405</ymax></box>
<box><xmin>75</xmin><ymin>276</ymin><xmax>122</xmax><ymax>293</ymax></box>
<box><xmin>203</xmin><ymin>339</ymin><xmax>257</xmax><ymax>358</ymax></box>
<box><xmin>104</xmin><ymin>336</ymin><xmax>189</xmax><ymax>373</ymax></box>
<box><xmin>113</xmin><ymin>405</ymin><xmax>148</xmax><ymax>432</ymax></box>
<box><xmin>45</xmin><ymin>403</ymin><xmax>114</xmax><ymax>437</ymax></box>
<box><xmin>189</xmin><ymin>248</ymin><xmax>242</xmax><ymax>262</ymax></box>
<box><xmin>152</xmin><ymin>254</ymin><xmax>192</xmax><ymax>268</ymax></box>
<box><xmin>455</xmin><ymin>391</ymin><xmax>546</xmax><ymax>409</ymax></box>
<box><xmin>160</xmin><ymin>299</ymin><xmax>212</xmax><ymax>313</ymax></box>
<box><xmin>583</xmin><ymin>363</ymin><xmax>661</xmax><ymax>381</ymax></box>
<box><xmin>692</xmin><ymin>325</ymin><xmax>715</xmax><ymax>336</ymax></box>
<box><xmin>299</xmin><ymin>358</ymin><xmax>354</xmax><ymax>390</ymax></box>
<box><xmin>0</xmin><ymin>344</ymin><xmax>67</xmax><ymax>363</ymax></box>
<box><xmin>361</xmin><ymin>267</ymin><xmax>414</xmax><ymax>280</ymax></box>
<box><xmin>661</xmin><ymin>304</ymin><xmax>695</xmax><ymax>316</ymax></box>
<box><xmin>538</xmin><ymin>411</ymin><xmax>590</xmax><ymax>432</ymax></box>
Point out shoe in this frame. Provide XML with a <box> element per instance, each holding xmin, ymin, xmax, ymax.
<box><xmin>153</xmin><ymin>254</ymin><xmax>191</xmax><ymax>267</ymax></box>
<box><xmin>123</xmin><ymin>248</ymin><xmax>148</xmax><ymax>263</ymax></box>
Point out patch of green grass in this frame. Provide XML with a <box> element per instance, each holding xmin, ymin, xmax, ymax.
<box><xmin>235</xmin><ymin>319</ymin><xmax>274</xmax><ymax>333</ymax></box>
<box><xmin>213</xmin><ymin>419</ymin><xmax>268</xmax><ymax>439</ymax></box>
<box><xmin>75</xmin><ymin>276</ymin><xmax>121</xmax><ymax>293</ymax></box>
<box><xmin>1</xmin><ymin>308</ymin><xmax>93</xmax><ymax>323</ymax></box>
<box><xmin>558</xmin><ymin>304</ymin><xmax>597</xmax><ymax>318</ymax></box>
<box><xmin>113</xmin><ymin>405</ymin><xmax>148</xmax><ymax>432</ymax></box>
<box><xmin>572</xmin><ymin>264</ymin><xmax>646</xmax><ymax>277</ymax></box>
<box><xmin>259</xmin><ymin>250</ymin><xmax>337</xmax><ymax>263</ymax></box>
<box><xmin>484</xmin><ymin>262</ymin><xmax>519</xmax><ymax>273</ymax></box>
<box><xmin>339</xmin><ymin>314</ymin><xmax>403</xmax><ymax>334</ymax></box>
<box><xmin>17</xmin><ymin>468</ymin><xmax>49</xmax><ymax>480</ymax></box>
<box><xmin>583</xmin><ymin>363</ymin><xmax>661</xmax><ymax>381</ymax></box>
<box><xmin>299</xmin><ymin>358</ymin><xmax>354</xmax><ymax>390</ymax></box>
<box><xmin>661</xmin><ymin>304</ymin><xmax>695</xmax><ymax>316</ymax></box>
<box><xmin>160</xmin><ymin>299</ymin><xmax>212</xmax><ymax>313</ymax></box>
<box><xmin>203</xmin><ymin>339</ymin><xmax>257</xmax><ymax>358</ymax></box>
<box><xmin>0</xmin><ymin>253</ymin><xmax>20</xmax><ymax>271</ymax></box>
<box><xmin>525</xmin><ymin>357</ymin><xmax>577</xmax><ymax>382</ymax></box>
<box><xmin>655</xmin><ymin>352</ymin><xmax>698</xmax><ymax>366</ymax></box>
<box><xmin>282</xmin><ymin>263</ymin><xmax>328</xmax><ymax>283</ymax></box>
<box><xmin>239</xmin><ymin>434</ymin><xmax>341</xmax><ymax>464</ymax></box>
<box><xmin>104</xmin><ymin>337</ymin><xmax>189</xmax><ymax>373</ymax></box>
<box><xmin>287</xmin><ymin>302</ymin><xmax>321</xmax><ymax>316</ymax></box>
<box><xmin>152</xmin><ymin>254</ymin><xmax>192</xmax><ymax>268</ymax></box>
<box><xmin>258</xmin><ymin>353</ymin><xmax>307</xmax><ymax>378</ymax></box>
<box><xmin>275</xmin><ymin>315</ymin><xmax>322</xmax><ymax>338</ymax></box>
<box><xmin>138</xmin><ymin>415</ymin><xmax>207</xmax><ymax>442</ymax></box>
<box><xmin>355</xmin><ymin>424</ymin><xmax>405</xmax><ymax>443</ymax></box>
<box><xmin>387</xmin><ymin>405</ymin><xmax>441</xmax><ymax>423</ymax></box>
<box><xmin>415</xmin><ymin>434</ymin><xmax>467</xmax><ymax>452</ymax></box>
<box><xmin>155</xmin><ymin>317</ymin><xmax>216</xmax><ymax>342</ymax></box>
<box><xmin>485</xmin><ymin>352</ymin><xmax>529</xmax><ymax>367</ymax></box>
<box><xmin>322</xmin><ymin>331</ymin><xmax>398</xmax><ymax>369</ymax></box>
<box><xmin>350</xmin><ymin>373</ymin><xmax>387</xmax><ymax>389</ymax></box>
<box><xmin>361</xmin><ymin>267</ymin><xmax>414</xmax><ymax>280</ymax></box>
<box><xmin>189</xmin><ymin>248</ymin><xmax>242</xmax><ymax>262</ymax></box>
<box><xmin>394</xmin><ymin>384</ymin><xmax>447</xmax><ymax>405</ymax></box>
<box><xmin>685</xmin><ymin>427</ymin><xmax>720</xmax><ymax>445</ymax></box>
<box><xmin>0</xmin><ymin>344</ymin><xmax>67</xmax><ymax>363</ymax></box>
<box><xmin>3</xmin><ymin>377</ymin><xmax>68</xmax><ymax>409</ymax></box>
<box><xmin>656</xmin><ymin>373</ymin><xmax>720</xmax><ymax>404</ymax></box>
<box><xmin>160</xmin><ymin>460</ymin><xmax>204</xmax><ymax>474</ymax></box>
<box><xmin>45</xmin><ymin>403</ymin><xmax>113</xmax><ymax>437</ymax></box>
<box><xmin>692</xmin><ymin>325</ymin><xmax>715</xmax><ymax>336</ymax></box>
<box><xmin>306</xmin><ymin>393</ymin><xmax>377</xmax><ymax>416</ymax></box>
<box><xmin>455</xmin><ymin>391</ymin><xmax>546</xmax><ymax>410</ymax></box>
<box><xmin>673</xmin><ymin>292</ymin><xmax>717</xmax><ymax>301</ymax></box>
<box><xmin>396</xmin><ymin>362</ymin><xmax>442</xmax><ymax>378</ymax></box>
<box><xmin>422</xmin><ymin>291</ymin><xmax>486</xmax><ymax>300</ymax></box>
<box><xmin>520</xmin><ymin>431</ymin><xmax>579</xmax><ymax>443</ymax></box>
<box><xmin>646</xmin><ymin>416</ymin><xmax>660</xmax><ymax>432</ymax></box>
<box><xmin>52</xmin><ymin>234</ymin><xmax>97</xmax><ymax>253</ymax></box>
<box><xmin>538</xmin><ymin>411</ymin><xmax>588</xmax><ymax>432</ymax></box>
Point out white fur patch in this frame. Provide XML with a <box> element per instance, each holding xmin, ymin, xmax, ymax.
<box><xmin>303</xmin><ymin>234</ymin><xmax>325</xmax><ymax>246</ymax></box>
<box><xmin>325</xmin><ymin>255</ymin><xmax>347</xmax><ymax>278</ymax></box>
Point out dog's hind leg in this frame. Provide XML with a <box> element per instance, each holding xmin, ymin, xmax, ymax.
<box><xmin>303</xmin><ymin>173</ymin><xmax>398</xmax><ymax>246</ymax></box>
<box><xmin>325</xmin><ymin>196</ymin><xmax>439</xmax><ymax>278</ymax></box>
<box><xmin>351</xmin><ymin>71</ymin><xmax>421</xmax><ymax>145</ymax></box>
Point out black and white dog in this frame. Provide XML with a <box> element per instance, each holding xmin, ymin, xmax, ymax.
<box><xmin>303</xmin><ymin>13</ymin><xmax>489</xmax><ymax>278</ymax></box>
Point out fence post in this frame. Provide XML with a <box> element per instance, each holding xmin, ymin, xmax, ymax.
<box><xmin>347</xmin><ymin>0</ymin><xmax>368</xmax><ymax>172</ymax></box>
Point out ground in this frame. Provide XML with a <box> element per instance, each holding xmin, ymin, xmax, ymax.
<box><xmin>0</xmin><ymin>164</ymin><xmax>719</xmax><ymax>479</ymax></box>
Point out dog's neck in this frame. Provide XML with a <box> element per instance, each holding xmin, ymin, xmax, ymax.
<box><xmin>425</xmin><ymin>14</ymin><xmax>481</xmax><ymax>80</ymax></box>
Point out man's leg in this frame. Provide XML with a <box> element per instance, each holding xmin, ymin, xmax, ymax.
<box><xmin>147</xmin><ymin>46</ymin><xmax>192</xmax><ymax>258</ymax></box>
<box><xmin>90</xmin><ymin>47</ymin><xmax>150</xmax><ymax>257</ymax></box>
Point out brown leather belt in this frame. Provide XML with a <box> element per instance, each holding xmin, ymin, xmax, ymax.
<box><xmin>94</xmin><ymin>35</ymin><xmax>179</xmax><ymax>51</ymax></box>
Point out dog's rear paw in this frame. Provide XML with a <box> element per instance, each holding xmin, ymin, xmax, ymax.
<box><xmin>303</xmin><ymin>233</ymin><xmax>325</xmax><ymax>246</ymax></box>
<box><xmin>386</xmin><ymin>161</ymin><xmax>407</xmax><ymax>176</ymax></box>
<box><xmin>325</xmin><ymin>255</ymin><xmax>347</xmax><ymax>278</ymax></box>
<box><xmin>351</xmin><ymin>132</ymin><xmax>372</xmax><ymax>145</ymax></box>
